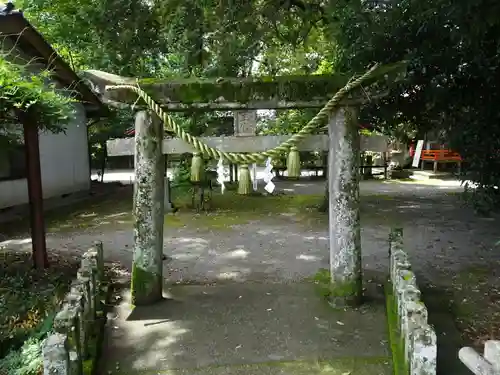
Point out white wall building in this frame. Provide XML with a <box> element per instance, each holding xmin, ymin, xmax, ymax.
<box><xmin>0</xmin><ymin>5</ymin><xmax>106</xmax><ymax>210</ymax></box>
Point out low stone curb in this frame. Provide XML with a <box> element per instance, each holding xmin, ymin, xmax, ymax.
<box><xmin>387</xmin><ymin>228</ymin><xmax>437</xmax><ymax>375</ymax></box>
<box><xmin>42</xmin><ymin>241</ymin><xmax>109</xmax><ymax>375</ymax></box>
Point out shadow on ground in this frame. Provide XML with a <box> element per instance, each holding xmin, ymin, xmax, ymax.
<box><xmin>100</xmin><ymin>281</ymin><xmax>392</xmax><ymax>375</ymax></box>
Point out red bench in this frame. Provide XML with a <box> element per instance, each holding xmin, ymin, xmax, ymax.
<box><xmin>420</xmin><ymin>150</ymin><xmax>462</xmax><ymax>173</ymax></box>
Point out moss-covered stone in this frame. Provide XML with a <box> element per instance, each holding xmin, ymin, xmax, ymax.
<box><xmin>385</xmin><ymin>283</ymin><xmax>409</xmax><ymax>375</ymax></box>
<box><xmin>130</xmin><ymin>264</ymin><xmax>163</xmax><ymax>306</ymax></box>
<box><xmin>328</xmin><ymin>279</ymin><xmax>363</xmax><ymax>307</ymax></box>
<box><xmin>82</xmin><ymin>62</ymin><xmax>406</xmax><ymax>110</ymax></box>
<box><xmin>311</xmin><ymin>268</ymin><xmax>363</xmax><ymax>307</ymax></box>
<box><xmin>327</xmin><ymin>108</ymin><xmax>363</xmax><ymax>308</ymax></box>
<box><xmin>132</xmin><ymin>111</ymin><xmax>164</xmax><ymax>306</ymax></box>
<box><xmin>83</xmin><ymin>359</ymin><xmax>94</xmax><ymax>375</ymax></box>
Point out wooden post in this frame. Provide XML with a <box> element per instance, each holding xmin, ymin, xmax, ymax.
<box><xmin>229</xmin><ymin>163</ymin><xmax>234</xmax><ymax>183</ymax></box>
<box><xmin>363</xmin><ymin>153</ymin><xmax>373</xmax><ymax>179</ymax></box>
<box><xmin>130</xmin><ymin>111</ymin><xmax>164</xmax><ymax>305</ymax></box>
<box><xmin>383</xmin><ymin>152</ymin><xmax>388</xmax><ymax>179</ymax></box>
<box><xmin>327</xmin><ymin>107</ymin><xmax>362</xmax><ymax>307</ymax></box>
<box><xmin>23</xmin><ymin>117</ymin><xmax>48</xmax><ymax>269</ymax></box>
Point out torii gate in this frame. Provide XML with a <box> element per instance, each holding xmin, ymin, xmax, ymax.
<box><xmin>82</xmin><ymin>63</ymin><xmax>405</xmax><ymax>308</ymax></box>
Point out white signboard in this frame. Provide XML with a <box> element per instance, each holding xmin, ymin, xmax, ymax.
<box><xmin>412</xmin><ymin>140</ymin><xmax>425</xmax><ymax>168</ymax></box>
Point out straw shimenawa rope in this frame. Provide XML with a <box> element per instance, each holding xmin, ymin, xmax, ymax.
<box><xmin>104</xmin><ymin>64</ymin><xmax>380</xmax><ymax>164</ymax></box>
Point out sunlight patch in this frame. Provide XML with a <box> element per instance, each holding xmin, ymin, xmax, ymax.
<box><xmin>79</xmin><ymin>212</ymin><xmax>97</xmax><ymax>218</ymax></box>
<box><xmin>296</xmin><ymin>254</ymin><xmax>320</xmax><ymax>261</ymax></box>
<box><xmin>221</xmin><ymin>248</ymin><xmax>249</xmax><ymax>259</ymax></box>
<box><xmin>0</xmin><ymin>237</ymin><xmax>32</xmax><ymax>252</ymax></box>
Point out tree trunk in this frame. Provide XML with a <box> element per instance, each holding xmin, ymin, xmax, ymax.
<box><xmin>327</xmin><ymin>107</ymin><xmax>362</xmax><ymax>307</ymax></box>
<box><xmin>130</xmin><ymin>110</ymin><xmax>165</xmax><ymax>305</ymax></box>
<box><xmin>22</xmin><ymin>115</ymin><xmax>48</xmax><ymax>269</ymax></box>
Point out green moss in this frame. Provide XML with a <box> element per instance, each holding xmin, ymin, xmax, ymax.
<box><xmin>165</xmin><ymin>212</ymin><xmax>257</xmax><ymax>230</ymax></box>
<box><xmin>130</xmin><ymin>265</ymin><xmax>162</xmax><ymax>306</ymax></box>
<box><xmin>403</xmin><ymin>273</ymin><xmax>413</xmax><ymax>281</ymax></box>
<box><xmin>328</xmin><ymin>280</ymin><xmax>363</xmax><ymax>307</ymax></box>
<box><xmin>310</xmin><ymin>268</ymin><xmax>333</xmax><ymax>299</ymax></box>
<box><xmin>137</xmin><ymin>74</ymin><xmax>350</xmax><ymax>105</ymax></box>
<box><xmin>1</xmin><ymin>187</ymin><xmax>325</xmax><ymax>237</ymax></box>
<box><xmin>385</xmin><ymin>283</ymin><xmax>409</xmax><ymax>375</ymax></box>
<box><xmin>102</xmin><ymin>62</ymin><xmax>405</xmax><ymax>107</ymax></box>
<box><xmin>83</xmin><ymin>359</ymin><xmax>94</xmax><ymax>375</ymax></box>
<box><xmin>310</xmin><ymin>268</ymin><xmax>363</xmax><ymax>307</ymax></box>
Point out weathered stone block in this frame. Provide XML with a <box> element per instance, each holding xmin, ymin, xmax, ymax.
<box><xmin>42</xmin><ymin>333</ymin><xmax>69</xmax><ymax>375</ymax></box>
<box><xmin>394</xmin><ymin>269</ymin><xmax>418</xmax><ymax>320</ymax></box>
<box><xmin>403</xmin><ymin>299</ymin><xmax>428</xmax><ymax>363</ymax></box>
<box><xmin>93</xmin><ymin>240</ymin><xmax>105</xmax><ymax>282</ymax></box>
<box><xmin>410</xmin><ymin>325</ymin><xmax>437</xmax><ymax>375</ymax></box>
<box><xmin>77</xmin><ymin>264</ymin><xmax>94</xmax><ymax>320</ymax></box>
<box><xmin>391</xmin><ymin>252</ymin><xmax>411</xmax><ymax>289</ymax></box>
<box><xmin>83</xmin><ymin>252</ymin><xmax>100</xmax><ymax>312</ymax></box>
<box><xmin>64</xmin><ymin>290</ymin><xmax>87</xmax><ymax>360</ymax></box>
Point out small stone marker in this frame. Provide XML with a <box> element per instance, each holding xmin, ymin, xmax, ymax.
<box><xmin>42</xmin><ymin>333</ymin><xmax>69</xmax><ymax>375</ymax></box>
<box><xmin>234</xmin><ymin>110</ymin><xmax>258</xmax><ymax>136</ymax></box>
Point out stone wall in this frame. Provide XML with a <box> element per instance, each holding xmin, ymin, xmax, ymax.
<box><xmin>388</xmin><ymin>228</ymin><xmax>437</xmax><ymax>375</ymax></box>
<box><xmin>42</xmin><ymin>242</ymin><xmax>105</xmax><ymax>375</ymax></box>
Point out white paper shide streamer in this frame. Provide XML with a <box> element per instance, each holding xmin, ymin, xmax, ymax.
<box><xmin>263</xmin><ymin>157</ymin><xmax>275</xmax><ymax>194</ymax></box>
<box><xmin>217</xmin><ymin>158</ymin><xmax>229</xmax><ymax>194</ymax></box>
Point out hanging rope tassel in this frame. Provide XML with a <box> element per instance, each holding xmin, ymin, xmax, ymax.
<box><xmin>238</xmin><ymin>164</ymin><xmax>252</xmax><ymax>195</ymax></box>
<box><xmin>190</xmin><ymin>152</ymin><xmax>203</xmax><ymax>182</ymax></box>
<box><xmin>287</xmin><ymin>146</ymin><xmax>301</xmax><ymax>179</ymax></box>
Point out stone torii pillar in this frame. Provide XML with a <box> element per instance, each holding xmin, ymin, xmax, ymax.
<box><xmin>327</xmin><ymin>107</ymin><xmax>362</xmax><ymax>307</ymax></box>
<box><xmin>130</xmin><ymin>110</ymin><xmax>165</xmax><ymax>305</ymax></box>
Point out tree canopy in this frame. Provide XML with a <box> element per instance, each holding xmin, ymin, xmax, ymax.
<box><xmin>0</xmin><ymin>56</ymin><xmax>76</xmax><ymax>149</ymax></box>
